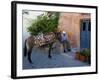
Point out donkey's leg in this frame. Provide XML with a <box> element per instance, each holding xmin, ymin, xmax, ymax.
<box><xmin>28</xmin><ymin>49</ymin><xmax>33</xmax><ymax>64</ymax></box>
<box><xmin>24</xmin><ymin>40</ymin><xmax>27</xmax><ymax>57</ymax></box>
<box><xmin>48</xmin><ymin>42</ymin><xmax>53</xmax><ymax>59</ymax></box>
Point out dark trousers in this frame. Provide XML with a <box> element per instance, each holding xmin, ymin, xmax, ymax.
<box><xmin>62</xmin><ymin>40</ymin><xmax>71</xmax><ymax>53</ymax></box>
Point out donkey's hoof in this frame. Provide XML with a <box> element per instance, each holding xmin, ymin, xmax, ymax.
<box><xmin>48</xmin><ymin>55</ymin><xmax>52</xmax><ymax>59</ymax></box>
<box><xmin>29</xmin><ymin>62</ymin><xmax>33</xmax><ymax>64</ymax></box>
<box><xmin>28</xmin><ymin>60</ymin><xmax>33</xmax><ymax>64</ymax></box>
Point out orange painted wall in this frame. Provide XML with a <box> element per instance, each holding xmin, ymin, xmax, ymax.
<box><xmin>58</xmin><ymin>13</ymin><xmax>91</xmax><ymax>48</ymax></box>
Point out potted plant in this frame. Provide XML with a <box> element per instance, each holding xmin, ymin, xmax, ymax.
<box><xmin>79</xmin><ymin>50</ymin><xmax>87</xmax><ymax>62</ymax></box>
<box><xmin>85</xmin><ymin>49</ymin><xmax>91</xmax><ymax>64</ymax></box>
<box><xmin>79</xmin><ymin>49</ymin><xmax>91</xmax><ymax>63</ymax></box>
<box><xmin>75</xmin><ymin>51</ymin><xmax>80</xmax><ymax>60</ymax></box>
<box><xmin>75</xmin><ymin>49</ymin><xmax>91</xmax><ymax>64</ymax></box>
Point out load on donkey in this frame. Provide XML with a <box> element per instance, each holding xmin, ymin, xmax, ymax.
<box><xmin>24</xmin><ymin>12</ymin><xmax>61</xmax><ymax>63</ymax></box>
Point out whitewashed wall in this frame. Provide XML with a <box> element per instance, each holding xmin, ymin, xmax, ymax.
<box><xmin>22</xmin><ymin>11</ymin><xmax>44</xmax><ymax>46</ymax></box>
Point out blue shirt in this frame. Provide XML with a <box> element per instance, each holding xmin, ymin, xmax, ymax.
<box><xmin>61</xmin><ymin>33</ymin><xmax>68</xmax><ymax>42</ymax></box>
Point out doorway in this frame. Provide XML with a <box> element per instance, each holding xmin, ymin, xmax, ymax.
<box><xmin>80</xmin><ymin>20</ymin><xmax>91</xmax><ymax>49</ymax></box>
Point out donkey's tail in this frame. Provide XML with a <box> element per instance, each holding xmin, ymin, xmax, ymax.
<box><xmin>24</xmin><ymin>39</ymin><xmax>27</xmax><ymax>57</ymax></box>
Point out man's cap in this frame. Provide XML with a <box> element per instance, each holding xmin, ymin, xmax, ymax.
<box><xmin>62</xmin><ymin>31</ymin><xmax>66</xmax><ymax>34</ymax></box>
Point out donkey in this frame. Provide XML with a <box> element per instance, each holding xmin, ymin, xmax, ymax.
<box><xmin>23</xmin><ymin>32</ymin><xmax>61</xmax><ymax>64</ymax></box>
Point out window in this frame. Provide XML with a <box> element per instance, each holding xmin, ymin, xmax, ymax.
<box><xmin>81</xmin><ymin>20</ymin><xmax>91</xmax><ymax>31</ymax></box>
<box><xmin>83</xmin><ymin>22</ymin><xmax>86</xmax><ymax>31</ymax></box>
<box><xmin>88</xmin><ymin>22</ymin><xmax>91</xmax><ymax>31</ymax></box>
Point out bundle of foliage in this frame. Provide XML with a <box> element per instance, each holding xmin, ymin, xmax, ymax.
<box><xmin>27</xmin><ymin>12</ymin><xmax>59</xmax><ymax>35</ymax></box>
<box><xmin>80</xmin><ymin>49</ymin><xmax>90</xmax><ymax>57</ymax></box>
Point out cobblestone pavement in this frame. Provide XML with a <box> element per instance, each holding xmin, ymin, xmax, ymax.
<box><xmin>23</xmin><ymin>45</ymin><xmax>90</xmax><ymax>69</ymax></box>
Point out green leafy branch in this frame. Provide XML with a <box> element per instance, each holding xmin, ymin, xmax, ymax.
<box><xmin>27</xmin><ymin>12</ymin><xmax>59</xmax><ymax>35</ymax></box>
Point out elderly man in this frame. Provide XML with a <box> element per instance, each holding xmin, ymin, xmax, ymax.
<box><xmin>61</xmin><ymin>31</ymin><xmax>71</xmax><ymax>53</ymax></box>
